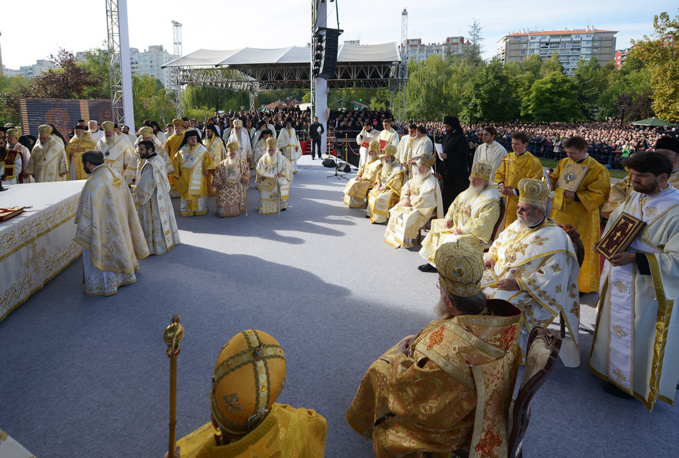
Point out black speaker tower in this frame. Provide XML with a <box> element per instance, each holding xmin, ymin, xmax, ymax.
<box><xmin>313</xmin><ymin>28</ymin><xmax>343</xmax><ymax>79</ymax></box>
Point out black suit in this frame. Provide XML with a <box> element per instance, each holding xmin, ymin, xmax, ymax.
<box><xmin>437</xmin><ymin>130</ymin><xmax>472</xmax><ymax>211</ymax></box>
<box><xmin>308</xmin><ymin>122</ymin><xmax>325</xmax><ymax>158</ymax></box>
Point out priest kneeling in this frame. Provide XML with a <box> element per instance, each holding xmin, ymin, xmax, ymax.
<box><xmin>419</xmin><ymin>161</ymin><xmax>502</xmax><ymax>272</ymax></box>
<box><xmin>174</xmin><ymin>329</ymin><xmax>327</xmax><ymax>457</ymax></box>
<box><xmin>347</xmin><ymin>242</ymin><xmax>522</xmax><ymax>457</ymax></box>
<box><xmin>74</xmin><ymin>151</ymin><xmax>150</xmax><ymax>296</ymax></box>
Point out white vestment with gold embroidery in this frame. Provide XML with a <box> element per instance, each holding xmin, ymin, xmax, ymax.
<box><xmin>483</xmin><ymin>218</ymin><xmax>581</xmax><ymax>367</ymax></box>
<box><xmin>96</xmin><ymin>134</ymin><xmax>131</xmax><ymax>176</ymax></box>
<box><xmin>420</xmin><ymin>185</ymin><xmax>501</xmax><ymax>264</ymax></box>
<box><xmin>132</xmin><ymin>154</ymin><xmax>180</xmax><ymax>255</ymax></box>
<box><xmin>384</xmin><ymin>172</ymin><xmax>443</xmax><ymax>249</ymax></box>
<box><xmin>590</xmin><ymin>186</ymin><xmax>679</xmax><ymax>410</ymax></box>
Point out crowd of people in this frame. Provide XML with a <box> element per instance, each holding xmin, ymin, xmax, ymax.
<box><xmin>3</xmin><ymin>107</ymin><xmax>679</xmax><ymax>457</ymax></box>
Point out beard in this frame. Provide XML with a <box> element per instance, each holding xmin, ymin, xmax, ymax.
<box><xmin>226</xmin><ymin>155</ymin><xmax>239</xmax><ymax>168</ymax></box>
<box><xmin>466</xmin><ymin>182</ymin><xmax>485</xmax><ymax>198</ymax></box>
<box><xmin>434</xmin><ymin>297</ymin><xmax>450</xmax><ymax>319</ymax></box>
<box><xmin>105</xmin><ymin>135</ymin><xmax>115</xmax><ymax>146</ymax></box>
<box><xmin>368</xmin><ymin>153</ymin><xmax>379</xmax><ymax>162</ymax></box>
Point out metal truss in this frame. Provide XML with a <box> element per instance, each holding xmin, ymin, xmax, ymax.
<box><xmin>172</xmin><ymin>21</ymin><xmax>184</xmax><ymax>117</ymax></box>
<box><xmin>175</xmin><ymin>62</ymin><xmax>400</xmax><ymax>91</ymax></box>
<box><xmin>105</xmin><ymin>0</ymin><xmax>124</xmax><ymax>125</ymax></box>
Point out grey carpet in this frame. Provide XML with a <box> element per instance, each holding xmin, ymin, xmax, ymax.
<box><xmin>0</xmin><ymin>156</ymin><xmax>676</xmax><ymax>458</ymax></box>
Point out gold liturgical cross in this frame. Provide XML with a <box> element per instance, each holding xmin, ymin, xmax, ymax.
<box><xmin>24</xmin><ymin>241</ymin><xmax>46</xmax><ymax>274</ymax></box>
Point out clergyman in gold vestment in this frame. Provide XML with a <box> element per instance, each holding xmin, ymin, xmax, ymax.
<box><xmin>347</xmin><ymin>242</ymin><xmax>522</xmax><ymax>457</ymax></box>
<box><xmin>74</xmin><ymin>151</ymin><xmax>150</xmax><ymax>296</ymax></box>
<box><xmin>547</xmin><ymin>135</ymin><xmax>610</xmax><ymax>293</ymax></box>
<box><xmin>175</xmin><ymin>329</ymin><xmax>327</xmax><ymax>457</ymax></box>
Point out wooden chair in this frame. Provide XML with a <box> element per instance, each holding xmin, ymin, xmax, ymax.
<box><xmin>442</xmin><ymin>322</ymin><xmax>563</xmax><ymax>458</ymax></box>
<box><xmin>507</xmin><ymin>322</ymin><xmax>563</xmax><ymax>458</ymax></box>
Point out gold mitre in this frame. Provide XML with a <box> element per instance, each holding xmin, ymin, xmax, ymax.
<box><xmin>435</xmin><ymin>241</ymin><xmax>484</xmax><ymax>297</ymax></box>
<box><xmin>470</xmin><ymin>161</ymin><xmax>492</xmax><ymax>181</ymax></box>
<box><xmin>102</xmin><ymin>121</ymin><xmax>115</xmax><ymax>131</ymax></box>
<box><xmin>265</xmin><ymin>137</ymin><xmax>278</xmax><ymax>148</ymax></box>
<box><xmin>172</xmin><ymin>118</ymin><xmax>183</xmax><ymax>127</ymax></box>
<box><xmin>415</xmin><ymin>153</ymin><xmax>436</xmax><ymax>169</ymax></box>
<box><xmin>382</xmin><ymin>144</ymin><xmax>397</xmax><ymax>157</ymax></box>
<box><xmin>368</xmin><ymin>140</ymin><xmax>380</xmax><ymax>152</ymax></box>
<box><xmin>226</xmin><ymin>141</ymin><xmax>239</xmax><ymax>151</ymax></box>
<box><xmin>518</xmin><ymin>178</ymin><xmax>550</xmax><ymax>207</ymax></box>
<box><xmin>7</xmin><ymin>128</ymin><xmax>21</xmax><ymax>139</ymax></box>
<box><xmin>139</xmin><ymin>126</ymin><xmax>154</xmax><ymax>138</ymax></box>
<box><xmin>38</xmin><ymin>124</ymin><xmax>53</xmax><ymax>136</ymax></box>
<box><xmin>233</xmin><ymin>119</ymin><xmax>243</xmax><ymax>128</ymax></box>
<box><xmin>210</xmin><ymin>330</ymin><xmax>286</xmax><ymax>435</ymax></box>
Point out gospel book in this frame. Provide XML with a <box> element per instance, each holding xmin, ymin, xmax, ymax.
<box><xmin>0</xmin><ymin>207</ymin><xmax>25</xmax><ymax>222</ymax></box>
<box><xmin>555</xmin><ymin>163</ymin><xmax>588</xmax><ymax>192</ymax></box>
<box><xmin>594</xmin><ymin>212</ymin><xmax>646</xmax><ymax>260</ymax></box>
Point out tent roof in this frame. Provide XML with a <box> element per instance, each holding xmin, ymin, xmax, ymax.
<box><xmin>630</xmin><ymin>117</ymin><xmax>676</xmax><ymax>127</ymax></box>
<box><xmin>163</xmin><ymin>42</ymin><xmax>400</xmax><ymax>68</ymax></box>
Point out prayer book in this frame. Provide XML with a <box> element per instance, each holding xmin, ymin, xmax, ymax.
<box><xmin>0</xmin><ymin>207</ymin><xmax>25</xmax><ymax>222</ymax></box>
<box><xmin>555</xmin><ymin>163</ymin><xmax>588</xmax><ymax>192</ymax></box>
<box><xmin>594</xmin><ymin>212</ymin><xmax>646</xmax><ymax>261</ymax></box>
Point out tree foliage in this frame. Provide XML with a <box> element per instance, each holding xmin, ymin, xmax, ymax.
<box><xmin>33</xmin><ymin>50</ymin><xmax>107</xmax><ymax>99</ymax></box>
<box><xmin>631</xmin><ymin>9</ymin><xmax>679</xmax><ymax>121</ymax></box>
<box><xmin>132</xmin><ymin>74</ymin><xmax>175</xmax><ymax>124</ymax></box>
<box><xmin>522</xmin><ymin>72</ymin><xmax>582</xmax><ymax>122</ymax></box>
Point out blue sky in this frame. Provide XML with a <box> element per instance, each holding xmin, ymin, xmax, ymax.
<box><xmin>1</xmin><ymin>1</ymin><xmax>676</xmax><ymax>69</ymax></box>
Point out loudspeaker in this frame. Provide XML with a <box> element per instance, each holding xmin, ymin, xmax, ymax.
<box><xmin>322</xmin><ymin>158</ymin><xmax>336</xmax><ymax>168</ymax></box>
<box><xmin>337</xmin><ymin>161</ymin><xmax>351</xmax><ymax>173</ymax></box>
<box><xmin>319</xmin><ymin>28</ymin><xmax>341</xmax><ymax>79</ymax></box>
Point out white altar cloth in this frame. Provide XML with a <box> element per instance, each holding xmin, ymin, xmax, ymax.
<box><xmin>0</xmin><ymin>181</ymin><xmax>85</xmax><ymax>323</ymax></box>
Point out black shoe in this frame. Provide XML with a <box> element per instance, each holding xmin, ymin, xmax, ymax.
<box><xmin>603</xmin><ymin>383</ymin><xmax>634</xmax><ymax>399</ymax></box>
<box><xmin>281</xmin><ymin>207</ymin><xmax>287</xmax><ymax>211</ymax></box>
<box><xmin>418</xmin><ymin>263</ymin><xmax>437</xmax><ymax>273</ymax></box>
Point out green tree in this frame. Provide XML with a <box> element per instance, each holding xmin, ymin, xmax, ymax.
<box><xmin>465</xmin><ymin>58</ymin><xmax>519</xmax><ymax>122</ymax></box>
<box><xmin>540</xmin><ymin>52</ymin><xmax>564</xmax><ymax>76</ymax></box>
<box><xmin>33</xmin><ymin>50</ymin><xmax>106</xmax><ymax>99</ymax></box>
<box><xmin>132</xmin><ymin>74</ymin><xmax>175</xmax><ymax>124</ymax></box>
<box><xmin>522</xmin><ymin>72</ymin><xmax>582</xmax><ymax>122</ymax></box>
<box><xmin>0</xmin><ymin>75</ymin><xmax>32</xmax><ymax>124</ymax></box>
<box><xmin>572</xmin><ymin>57</ymin><xmax>607</xmax><ymax>120</ymax></box>
<box><xmin>631</xmin><ymin>9</ymin><xmax>679</xmax><ymax>121</ymax></box>
<box><xmin>79</xmin><ymin>48</ymin><xmax>111</xmax><ymax>98</ymax></box>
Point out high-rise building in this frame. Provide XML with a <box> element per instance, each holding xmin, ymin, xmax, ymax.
<box><xmin>401</xmin><ymin>37</ymin><xmax>471</xmax><ymax>63</ymax></box>
<box><xmin>129</xmin><ymin>45</ymin><xmax>178</xmax><ymax>89</ymax></box>
<box><xmin>496</xmin><ymin>26</ymin><xmax>617</xmax><ymax>75</ymax></box>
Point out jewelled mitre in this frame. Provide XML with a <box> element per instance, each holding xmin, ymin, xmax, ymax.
<box><xmin>7</xmin><ymin>128</ymin><xmax>21</xmax><ymax>138</ymax></box>
<box><xmin>233</xmin><ymin>119</ymin><xmax>243</xmax><ymax>128</ymax></box>
<box><xmin>382</xmin><ymin>144</ymin><xmax>397</xmax><ymax>157</ymax></box>
<box><xmin>518</xmin><ymin>178</ymin><xmax>550</xmax><ymax>207</ymax></box>
<box><xmin>470</xmin><ymin>161</ymin><xmax>492</xmax><ymax>181</ymax></box>
<box><xmin>101</xmin><ymin>121</ymin><xmax>115</xmax><ymax>131</ymax></box>
<box><xmin>226</xmin><ymin>141</ymin><xmax>239</xmax><ymax>151</ymax></box>
<box><xmin>38</xmin><ymin>124</ymin><xmax>53</xmax><ymax>136</ymax></box>
<box><xmin>368</xmin><ymin>140</ymin><xmax>380</xmax><ymax>152</ymax></box>
<box><xmin>265</xmin><ymin>137</ymin><xmax>278</xmax><ymax>148</ymax></box>
<box><xmin>139</xmin><ymin>126</ymin><xmax>154</xmax><ymax>138</ymax></box>
<box><xmin>415</xmin><ymin>152</ymin><xmax>436</xmax><ymax>169</ymax></box>
<box><xmin>210</xmin><ymin>330</ymin><xmax>286</xmax><ymax>435</ymax></box>
<box><xmin>435</xmin><ymin>241</ymin><xmax>484</xmax><ymax>297</ymax></box>
<box><xmin>172</xmin><ymin>118</ymin><xmax>183</xmax><ymax>127</ymax></box>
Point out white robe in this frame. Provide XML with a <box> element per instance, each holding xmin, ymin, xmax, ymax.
<box><xmin>356</xmin><ymin>129</ymin><xmax>380</xmax><ymax>167</ymax></box>
<box><xmin>473</xmin><ymin>141</ymin><xmax>507</xmax><ymax>183</ymax></box>
<box><xmin>590</xmin><ymin>186</ymin><xmax>679</xmax><ymax>410</ymax></box>
<box><xmin>483</xmin><ymin>218</ymin><xmax>581</xmax><ymax>367</ymax></box>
